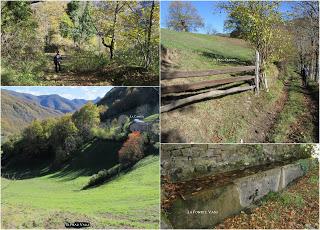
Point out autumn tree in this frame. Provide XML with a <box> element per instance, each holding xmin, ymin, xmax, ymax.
<box><xmin>118</xmin><ymin>131</ymin><xmax>145</xmax><ymax>165</ymax></box>
<box><xmin>32</xmin><ymin>1</ymin><xmax>66</xmax><ymax>51</ymax></box>
<box><xmin>59</xmin><ymin>1</ymin><xmax>95</xmax><ymax>48</ymax></box>
<box><xmin>1</xmin><ymin>1</ymin><xmax>43</xmax><ymax>71</ymax></box>
<box><xmin>220</xmin><ymin>2</ymin><xmax>294</xmax><ymax>89</ymax></box>
<box><xmin>290</xmin><ymin>1</ymin><xmax>319</xmax><ymax>81</ymax></box>
<box><xmin>50</xmin><ymin>115</ymin><xmax>80</xmax><ymax>165</ymax></box>
<box><xmin>167</xmin><ymin>1</ymin><xmax>204</xmax><ymax>32</ymax></box>
<box><xmin>122</xmin><ymin>1</ymin><xmax>159</xmax><ymax>68</ymax></box>
<box><xmin>72</xmin><ymin>102</ymin><xmax>100</xmax><ymax>140</ymax></box>
<box><xmin>90</xmin><ymin>1</ymin><xmax>126</xmax><ymax>60</ymax></box>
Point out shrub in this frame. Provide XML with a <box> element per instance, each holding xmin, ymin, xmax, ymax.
<box><xmin>64</xmin><ymin>50</ymin><xmax>109</xmax><ymax>73</ymax></box>
<box><xmin>118</xmin><ymin>131</ymin><xmax>145</xmax><ymax>165</ymax></box>
<box><xmin>83</xmin><ymin>164</ymin><xmax>122</xmax><ymax>189</ymax></box>
<box><xmin>92</xmin><ymin>116</ymin><xmax>130</xmax><ymax>141</ymax></box>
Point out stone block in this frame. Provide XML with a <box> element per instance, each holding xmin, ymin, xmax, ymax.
<box><xmin>168</xmin><ymin>184</ymin><xmax>242</xmax><ymax>229</ymax></box>
<box><xmin>280</xmin><ymin>163</ymin><xmax>304</xmax><ymax>189</ymax></box>
<box><xmin>234</xmin><ymin>168</ymin><xmax>281</xmax><ymax>207</ymax></box>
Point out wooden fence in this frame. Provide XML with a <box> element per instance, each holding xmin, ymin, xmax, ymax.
<box><xmin>161</xmin><ymin>51</ymin><xmax>260</xmax><ymax>113</ymax></box>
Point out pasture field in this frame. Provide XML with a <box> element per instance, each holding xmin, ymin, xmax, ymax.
<box><xmin>1</xmin><ymin>155</ymin><xmax>160</xmax><ymax>229</ymax></box>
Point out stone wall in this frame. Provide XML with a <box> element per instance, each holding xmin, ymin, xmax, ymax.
<box><xmin>161</xmin><ymin>144</ymin><xmax>310</xmax><ymax>182</ymax></box>
<box><xmin>164</xmin><ymin>158</ymin><xmax>317</xmax><ymax>229</ymax></box>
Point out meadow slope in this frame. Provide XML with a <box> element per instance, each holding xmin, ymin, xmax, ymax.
<box><xmin>1</xmin><ymin>155</ymin><xmax>160</xmax><ymax>229</ymax></box>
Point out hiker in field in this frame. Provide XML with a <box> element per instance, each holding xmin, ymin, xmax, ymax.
<box><xmin>53</xmin><ymin>51</ymin><xmax>62</xmax><ymax>73</ymax></box>
<box><xmin>302</xmin><ymin>64</ymin><xmax>309</xmax><ymax>87</ymax></box>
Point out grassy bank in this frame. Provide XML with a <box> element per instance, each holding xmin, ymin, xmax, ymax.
<box><xmin>161</xmin><ymin>29</ymin><xmax>286</xmax><ymax>143</ymax></box>
<box><xmin>1</xmin><ymin>155</ymin><xmax>160</xmax><ymax>229</ymax></box>
<box><xmin>161</xmin><ymin>29</ymin><xmax>253</xmax><ymax>70</ymax></box>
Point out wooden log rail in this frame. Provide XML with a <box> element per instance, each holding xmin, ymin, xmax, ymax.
<box><xmin>161</xmin><ymin>66</ymin><xmax>255</xmax><ymax>80</ymax></box>
<box><xmin>161</xmin><ymin>85</ymin><xmax>255</xmax><ymax>113</ymax></box>
<box><xmin>160</xmin><ymin>51</ymin><xmax>260</xmax><ymax>112</ymax></box>
<box><xmin>162</xmin><ymin>75</ymin><xmax>254</xmax><ymax>94</ymax></box>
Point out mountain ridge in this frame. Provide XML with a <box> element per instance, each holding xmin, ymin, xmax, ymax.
<box><xmin>2</xmin><ymin>89</ymin><xmax>101</xmax><ymax>113</ymax></box>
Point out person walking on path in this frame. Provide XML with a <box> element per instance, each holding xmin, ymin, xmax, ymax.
<box><xmin>301</xmin><ymin>65</ymin><xmax>309</xmax><ymax>87</ymax></box>
<box><xmin>53</xmin><ymin>51</ymin><xmax>62</xmax><ymax>73</ymax></box>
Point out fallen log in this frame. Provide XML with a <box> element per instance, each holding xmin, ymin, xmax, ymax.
<box><xmin>161</xmin><ymin>66</ymin><xmax>255</xmax><ymax>80</ymax></box>
<box><xmin>161</xmin><ymin>85</ymin><xmax>255</xmax><ymax>112</ymax></box>
<box><xmin>162</xmin><ymin>75</ymin><xmax>254</xmax><ymax>94</ymax></box>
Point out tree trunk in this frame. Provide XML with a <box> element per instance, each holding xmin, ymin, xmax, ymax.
<box><xmin>100</xmin><ymin>2</ymin><xmax>120</xmax><ymax>60</ymax></box>
<box><xmin>109</xmin><ymin>3</ymin><xmax>119</xmax><ymax>60</ymax></box>
<box><xmin>316</xmin><ymin>49</ymin><xmax>319</xmax><ymax>82</ymax></box>
<box><xmin>144</xmin><ymin>1</ymin><xmax>155</xmax><ymax>68</ymax></box>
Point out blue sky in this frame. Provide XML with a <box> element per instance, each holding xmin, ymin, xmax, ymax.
<box><xmin>160</xmin><ymin>1</ymin><xmax>294</xmax><ymax>34</ymax></box>
<box><xmin>1</xmin><ymin>86</ymin><xmax>113</xmax><ymax>100</ymax></box>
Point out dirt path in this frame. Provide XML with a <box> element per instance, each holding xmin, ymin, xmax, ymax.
<box><xmin>247</xmin><ymin>75</ymin><xmax>318</xmax><ymax>143</ymax></box>
<box><xmin>43</xmin><ymin>67</ymin><xmax>158</xmax><ymax>86</ymax></box>
<box><xmin>44</xmin><ymin>72</ymin><xmax>112</xmax><ymax>86</ymax></box>
<box><xmin>43</xmin><ymin>53</ymin><xmax>159</xmax><ymax>86</ymax></box>
<box><xmin>245</xmin><ymin>81</ymin><xmax>289</xmax><ymax>143</ymax></box>
<box><xmin>287</xmin><ymin>82</ymin><xmax>319</xmax><ymax>142</ymax></box>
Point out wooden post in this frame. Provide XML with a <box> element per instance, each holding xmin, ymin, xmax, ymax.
<box><xmin>255</xmin><ymin>50</ymin><xmax>260</xmax><ymax>95</ymax></box>
<box><xmin>264</xmin><ymin>72</ymin><xmax>269</xmax><ymax>92</ymax></box>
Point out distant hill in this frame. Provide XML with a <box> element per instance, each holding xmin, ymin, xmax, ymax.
<box><xmin>97</xmin><ymin>87</ymin><xmax>159</xmax><ymax>121</ymax></box>
<box><xmin>2</xmin><ymin>89</ymin><xmax>100</xmax><ymax>113</ymax></box>
<box><xmin>1</xmin><ymin>90</ymin><xmax>63</xmax><ymax>141</ymax></box>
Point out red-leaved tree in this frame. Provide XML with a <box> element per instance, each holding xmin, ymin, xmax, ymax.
<box><xmin>118</xmin><ymin>131</ymin><xmax>145</xmax><ymax>165</ymax></box>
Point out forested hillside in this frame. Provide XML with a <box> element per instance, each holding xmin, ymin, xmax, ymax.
<box><xmin>1</xmin><ymin>1</ymin><xmax>159</xmax><ymax>86</ymax></box>
<box><xmin>98</xmin><ymin>87</ymin><xmax>159</xmax><ymax>120</ymax></box>
<box><xmin>1</xmin><ymin>90</ymin><xmax>63</xmax><ymax>141</ymax></box>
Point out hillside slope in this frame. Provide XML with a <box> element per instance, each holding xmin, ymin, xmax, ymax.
<box><xmin>3</xmin><ymin>89</ymin><xmax>93</xmax><ymax>113</ymax></box>
<box><xmin>1</xmin><ymin>90</ymin><xmax>63</xmax><ymax>141</ymax></box>
<box><xmin>161</xmin><ymin>29</ymin><xmax>254</xmax><ymax>71</ymax></box>
<box><xmin>98</xmin><ymin>87</ymin><xmax>159</xmax><ymax>120</ymax></box>
<box><xmin>161</xmin><ymin>29</ymin><xmax>286</xmax><ymax>143</ymax></box>
<box><xmin>1</xmin><ymin>155</ymin><xmax>160</xmax><ymax>229</ymax></box>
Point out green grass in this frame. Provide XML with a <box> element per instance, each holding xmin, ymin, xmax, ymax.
<box><xmin>262</xmin><ymin>191</ymin><xmax>305</xmax><ymax>208</ymax></box>
<box><xmin>1</xmin><ymin>155</ymin><xmax>160</xmax><ymax>229</ymax></box>
<box><xmin>269</xmin><ymin>69</ymin><xmax>318</xmax><ymax>143</ymax></box>
<box><xmin>161</xmin><ymin>29</ymin><xmax>254</xmax><ymax>70</ymax></box>
<box><xmin>143</xmin><ymin>114</ymin><xmax>159</xmax><ymax>122</ymax></box>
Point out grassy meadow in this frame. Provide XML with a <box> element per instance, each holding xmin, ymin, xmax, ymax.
<box><xmin>1</xmin><ymin>153</ymin><xmax>160</xmax><ymax>229</ymax></box>
<box><xmin>161</xmin><ymin>29</ymin><xmax>254</xmax><ymax>70</ymax></box>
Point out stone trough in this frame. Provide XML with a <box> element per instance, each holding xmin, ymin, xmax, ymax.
<box><xmin>162</xmin><ymin>158</ymin><xmax>315</xmax><ymax>229</ymax></box>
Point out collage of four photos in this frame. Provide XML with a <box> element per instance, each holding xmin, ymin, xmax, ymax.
<box><xmin>1</xmin><ymin>0</ymin><xmax>319</xmax><ymax>229</ymax></box>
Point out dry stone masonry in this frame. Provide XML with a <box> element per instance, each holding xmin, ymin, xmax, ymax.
<box><xmin>161</xmin><ymin>144</ymin><xmax>309</xmax><ymax>182</ymax></box>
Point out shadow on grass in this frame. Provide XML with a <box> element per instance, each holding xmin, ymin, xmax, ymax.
<box><xmin>161</xmin><ymin>129</ymin><xmax>187</xmax><ymax>143</ymax></box>
<box><xmin>201</xmin><ymin>51</ymin><xmax>253</xmax><ymax>66</ymax></box>
<box><xmin>2</xmin><ymin>139</ymin><xmax>123</xmax><ymax>181</ymax></box>
<box><xmin>49</xmin><ymin>139</ymin><xmax>123</xmax><ymax>181</ymax></box>
<box><xmin>1</xmin><ymin>158</ymin><xmax>53</xmax><ymax>180</ymax></box>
